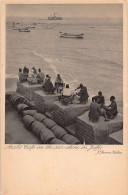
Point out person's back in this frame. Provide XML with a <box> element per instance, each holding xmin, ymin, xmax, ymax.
<box><xmin>92</xmin><ymin>91</ymin><xmax>105</xmax><ymax>106</ymax></box>
<box><xmin>18</xmin><ymin>68</ymin><xmax>24</xmax><ymax>83</ymax></box>
<box><xmin>62</xmin><ymin>88</ymin><xmax>72</xmax><ymax>96</ymax></box>
<box><xmin>56</xmin><ymin>75</ymin><xmax>63</xmax><ymax>83</ymax></box>
<box><xmin>111</xmin><ymin>101</ymin><xmax>117</xmax><ymax>112</ymax></box>
<box><xmin>106</xmin><ymin>96</ymin><xmax>118</xmax><ymax>118</ymax></box>
<box><xmin>78</xmin><ymin>84</ymin><xmax>89</xmax><ymax>103</ymax></box>
<box><xmin>43</xmin><ymin>78</ymin><xmax>55</xmax><ymax>94</ymax></box>
<box><xmin>39</xmin><ymin>72</ymin><xmax>45</xmax><ymax>80</ymax></box>
<box><xmin>23</xmin><ymin>67</ymin><xmax>29</xmax><ymax>74</ymax></box>
<box><xmin>88</xmin><ymin>101</ymin><xmax>100</xmax><ymax>122</ymax></box>
<box><xmin>37</xmin><ymin>69</ymin><xmax>45</xmax><ymax>83</ymax></box>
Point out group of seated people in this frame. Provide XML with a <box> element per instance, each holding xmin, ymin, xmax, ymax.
<box><xmin>18</xmin><ymin>67</ymin><xmax>64</xmax><ymax>94</ymax></box>
<box><xmin>58</xmin><ymin>83</ymin><xmax>89</xmax><ymax>105</ymax></box>
<box><xmin>18</xmin><ymin>68</ymin><xmax>118</xmax><ymax>121</ymax></box>
<box><xmin>18</xmin><ymin>66</ymin><xmax>45</xmax><ymax>85</ymax></box>
<box><xmin>88</xmin><ymin>91</ymin><xmax>118</xmax><ymax>122</ymax></box>
<box><xmin>18</xmin><ymin>66</ymin><xmax>29</xmax><ymax>83</ymax></box>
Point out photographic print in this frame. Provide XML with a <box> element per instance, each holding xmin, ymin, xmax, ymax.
<box><xmin>5</xmin><ymin>4</ymin><xmax>123</xmax><ymax>145</ymax></box>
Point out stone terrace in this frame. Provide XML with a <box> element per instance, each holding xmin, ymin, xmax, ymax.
<box><xmin>52</xmin><ymin>101</ymin><xmax>90</xmax><ymax>127</ymax></box>
<box><xmin>76</xmin><ymin>111</ymin><xmax>123</xmax><ymax>144</ymax></box>
<box><xmin>16</xmin><ymin>82</ymin><xmax>42</xmax><ymax>101</ymax></box>
<box><xmin>34</xmin><ymin>90</ymin><xmax>59</xmax><ymax>114</ymax></box>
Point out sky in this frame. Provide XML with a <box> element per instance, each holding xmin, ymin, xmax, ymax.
<box><xmin>6</xmin><ymin>4</ymin><xmax>123</xmax><ymax>18</ymax></box>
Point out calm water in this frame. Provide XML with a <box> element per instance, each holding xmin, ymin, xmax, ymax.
<box><xmin>6</xmin><ymin>17</ymin><xmax>123</xmax><ymax>112</ymax></box>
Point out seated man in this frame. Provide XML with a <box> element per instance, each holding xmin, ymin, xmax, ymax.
<box><xmin>105</xmin><ymin>96</ymin><xmax>118</xmax><ymax>119</ymax></box>
<box><xmin>27</xmin><ymin>69</ymin><xmax>37</xmax><ymax>85</ymax></box>
<box><xmin>76</xmin><ymin>84</ymin><xmax>89</xmax><ymax>104</ymax></box>
<box><xmin>92</xmin><ymin>91</ymin><xmax>105</xmax><ymax>107</ymax></box>
<box><xmin>37</xmin><ymin>69</ymin><xmax>45</xmax><ymax>84</ymax></box>
<box><xmin>60</xmin><ymin>84</ymin><xmax>74</xmax><ymax>105</ymax></box>
<box><xmin>88</xmin><ymin>97</ymin><xmax>109</xmax><ymax>123</ymax></box>
<box><xmin>18</xmin><ymin>68</ymin><xmax>24</xmax><ymax>83</ymax></box>
<box><xmin>42</xmin><ymin>74</ymin><xmax>50</xmax><ymax>87</ymax></box>
<box><xmin>23</xmin><ymin>66</ymin><xmax>29</xmax><ymax>75</ymax></box>
<box><xmin>55</xmin><ymin>74</ymin><xmax>64</xmax><ymax>93</ymax></box>
<box><xmin>23</xmin><ymin>66</ymin><xmax>29</xmax><ymax>80</ymax></box>
<box><xmin>43</xmin><ymin>77</ymin><xmax>55</xmax><ymax>94</ymax></box>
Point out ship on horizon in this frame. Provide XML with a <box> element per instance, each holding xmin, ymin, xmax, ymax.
<box><xmin>48</xmin><ymin>13</ymin><xmax>62</xmax><ymax>20</ymax></box>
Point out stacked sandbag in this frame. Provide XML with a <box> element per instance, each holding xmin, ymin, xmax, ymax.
<box><xmin>10</xmin><ymin>93</ymin><xmax>26</xmax><ymax>108</ymax></box>
<box><xmin>33</xmin><ymin>113</ymin><xmax>47</xmax><ymax>122</ymax></box>
<box><xmin>49</xmin><ymin>138</ymin><xmax>66</xmax><ymax>144</ymax></box>
<box><xmin>23</xmin><ymin>110</ymin><xmax>37</xmax><ymax>117</ymax></box>
<box><xmin>31</xmin><ymin>121</ymin><xmax>46</xmax><ymax>136</ymax></box>
<box><xmin>23</xmin><ymin>115</ymin><xmax>35</xmax><ymax>129</ymax></box>
<box><xmin>62</xmin><ymin>134</ymin><xmax>81</xmax><ymax>144</ymax></box>
<box><xmin>31</xmin><ymin>121</ymin><xmax>55</xmax><ymax>144</ymax></box>
<box><xmin>17</xmin><ymin>103</ymin><xmax>30</xmax><ymax>114</ymax></box>
<box><xmin>43</xmin><ymin>118</ymin><xmax>56</xmax><ymax>129</ymax></box>
<box><xmin>51</xmin><ymin>125</ymin><xmax>67</xmax><ymax>140</ymax></box>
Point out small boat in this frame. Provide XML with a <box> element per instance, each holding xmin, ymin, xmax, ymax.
<box><xmin>48</xmin><ymin>13</ymin><xmax>62</xmax><ymax>20</ymax></box>
<box><xmin>26</xmin><ymin>26</ymin><xmax>35</xmax><ymax>29</ymax></box>
<box><xmin>12</xmin><ymin>28</ymin><xmax>19</xmax><ymax>30</ymax></box>
<box><xmin>59</xmin><ymin>32</ymin><xmax>84</xmax><ymax>38</ymax></box>
<box><xmin>19</xmin><ymin>28</ymin><xmax>30</xmax><ymax>32</ymax></box>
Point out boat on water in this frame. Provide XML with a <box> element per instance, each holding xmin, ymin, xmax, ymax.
<box><xmin>12</xmin><ymin>28</ymin><xmax>19</xmax><ymax>30</ymax></box>
<box><xmin>19</xmin><ymin>28</ymin><xmax>30</xmax><ymax>32</ymax></box>
<box><xmin>59</xmin><ymin>32</ymin><xmax>84</xmax><ymax>38</ymax></box>
<box><xmin>48</xmin><ymin>13</ymin><xmax>62</xmax><ymax>20</ymax></box>
<box><xmin>26</xmin><ymin>26</ymin><xmax>35</xmax><ymax>29</ymax></box>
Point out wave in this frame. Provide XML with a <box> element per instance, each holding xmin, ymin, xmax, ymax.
<box><xmin>6</xmin><ymin>74</ymin><xmax>18</xmax><ymax>79</ymax></box>
<box><xmin>32</xmin><ymin>50</ymin><xmax>59</xmax><ymax>76</ymax></box>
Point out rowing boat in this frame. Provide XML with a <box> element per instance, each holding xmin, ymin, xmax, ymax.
<box><xmin>59</xmin><ymin>32</ymin><xmax>84</xmax><ymax>38</ymax></box>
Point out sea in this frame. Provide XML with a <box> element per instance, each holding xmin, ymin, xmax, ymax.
<box><xmin>6</xmin><ymin>16</ymin><xmax>123</xmax><ymax>113</ymax></box>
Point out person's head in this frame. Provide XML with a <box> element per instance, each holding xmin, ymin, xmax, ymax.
<box><xmin>79</xmin><ymin>83</ymin><xmax>83</xmax><ymax>88</ymax></box>
<box><xmin>98</xmin><ymin>91</ymin><xmax>102</xmax><ymax>96</ymax></box>
<box><xmin>19</xmin><ymin>68</ymin><xmax>22</xmax><ymax>72</ymax></box>
<box><xmin>46</xmin><ymin>74</ymin><xmax>49</xmax><ymax>78</ymax></box>
<box><xmin>38</xmin><ymin>68</ymin><xmax>41</xmax><ymax>72</ymax></box>
<box><xmin>110</xmin><ymin>96</ymin><xmax>115</xmax><ymax>102</ymax></box>
<box><xmin>24</xmin><ymin>66</ymin><xmax>26</xmax><ymax>68</ymax></box>
<box><xmin>66</xmin><ymin>84</ymin><xmax>69</xmax><ymax>88</ymax></box>
<box><xmin>32</xmin><ymin>66</ymin><xmax>35</xmax><ymax>70</ymax></box>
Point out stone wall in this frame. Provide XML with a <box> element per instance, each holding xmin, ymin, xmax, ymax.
<box><xmin>52</xmin><ymin>101</ymin><xmax>90</xmax><ymax>127</ymax></box>
<box><xmin>76</xmin><ymin>111</ymin><xmax>123</xmax><ymax>144</ymax></box>
<box><xmin>16</xmin><ymin>83</ymin><xmax>42</xmax><ymax>101</ymax></box>
<box><xmin>34</xmin><ymin>90</ymin><xmax>59</xmax><ymax>114</ymax></box>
